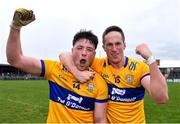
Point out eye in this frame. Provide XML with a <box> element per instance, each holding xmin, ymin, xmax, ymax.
<box><xmin>76</xmin><ymin>46</ymin><xmax>83</xmax><ymax>50</ymax></box>
<box><xmin>115</xmin><ymin>42</ymin><xmax>121</xmax><ymax>47</ymax></box>
<box><xmin>86</xmin><ymin>47</ymin><xmax>94</xmax><ymax>52</ymax></box>
<box><xmin>106</xmin><ymin>43</ymin><xmax>113</xmax><ymax>49</ymax></box>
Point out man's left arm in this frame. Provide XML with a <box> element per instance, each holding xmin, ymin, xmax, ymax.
<box><xmin>136</xmin><ymin>43</ymin><xmax>169</xmax><ymax>104</ymax></box>
<box><xmin>93</xmin><ymin>75</ymin><xmax>108</xmax><ymax>123</ymax></box>
<box><xmin>94</xmin><ymin>102</ymin><xmax>107</xmax><ymax>123</ymax></box>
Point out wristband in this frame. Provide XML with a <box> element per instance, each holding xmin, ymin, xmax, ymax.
<box><xmin>146</xmin><ymin>55</ymin><xmax>156</xmax><ymax>65</ymax></box>
<box><xmin>10</xmin><ymin>22</ymin><xmax>21</xmax><ymax>30</ymax></box>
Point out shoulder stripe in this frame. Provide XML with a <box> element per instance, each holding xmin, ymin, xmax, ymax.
<box><xmin>124</xmin><ymin>56</ymin><xmax>128</xmax><ymax>67</ymax></box>
<box><xmin>95</xmin><ymin>98</ymin><xmax>108</xmax><ymax>103</ymax></box>
<box><xmin>103</xmin><ymin>59</ymin><xmax>106</xmax><ymax>67</ymax></box>
<box><xmin>140</xmin><ymin>73</ymin><xmax>150</xmax><ymax>81</ymax></box>
<box><xmin>40</xmin><ymin>60</ymin><xmax>45</xmax><ymax>77</ymax></box>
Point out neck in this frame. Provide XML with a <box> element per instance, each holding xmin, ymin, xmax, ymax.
<box><xmin>111</xmin><ymin>56</ymin><xmax>125</xmax><ymax>69</ymax></box>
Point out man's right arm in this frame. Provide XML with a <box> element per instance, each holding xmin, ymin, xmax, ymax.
<box><xmin>6</xmin><ymin>8</ymin><xmax>41</xmax><ymax>76</ymax></box>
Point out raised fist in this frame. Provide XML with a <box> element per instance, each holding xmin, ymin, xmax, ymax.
<box><xmin>10</xmin><ymin>8</ymin><xmax>35</xmax><ymax>29</ymax></box>
<box><xmin>135</xmin><ymin>43</ymin><xmax>152</xmax><ymax>60</ymax></box>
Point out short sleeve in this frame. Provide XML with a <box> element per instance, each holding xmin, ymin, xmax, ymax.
<box><xmin>140</xmin><ymin>62</ymin><xmax>150</xmax><ymax>81</ymax></box>
<box><xmin>91</xmin><ymin>57</ymin><xmax>105</xmax><ymax>74</ymax></box>
<box><xmin>93</xmin><ymin>74</ymin><xmax>108</xmax><ymax>103</ymax></box>
<box><xmin>41</xmin><ymin>60</ymin><xmax>57</xmax><ymax>80</ymax></box>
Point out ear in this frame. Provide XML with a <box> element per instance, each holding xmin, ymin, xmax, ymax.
<box><xmin>94</xmin><ymin>51</ymin><xmax>96</xmax><ymax>56</ymax></box>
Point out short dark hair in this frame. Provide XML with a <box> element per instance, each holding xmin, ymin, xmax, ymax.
<box><xmin>73</xmin><ymin>30</ymin><xmax>98</xmax><ymax>49</ymax></box>
<box><xmin>102</xmin><ymin>25</ymin><xmax>125</xmax><ymax>44</ymax></box>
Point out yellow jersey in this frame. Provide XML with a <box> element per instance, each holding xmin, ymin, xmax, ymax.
<box><xmin>91</xmin><ymin>57</ymin><xmax>150</xmax><ymax>123</ymax></box>
<box><xmin>40</xmin><ymin>60</ymin><xmax>108</xmax><ymax>123</ymax></box>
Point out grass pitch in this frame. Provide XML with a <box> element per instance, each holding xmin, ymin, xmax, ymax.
<box><xmin>0</xmin><ymin>80</ymin><xmax>48</xmax><ymax>123</ymax></box>
<box><xmin>0</xmin><ymin>80</ymin><xmax>179</xmax><ymax>123</ymax></box>
<box><xmin>145</xmin><ymin>82</ymin><xmax>180</xmax><ymax>123</ymax></box>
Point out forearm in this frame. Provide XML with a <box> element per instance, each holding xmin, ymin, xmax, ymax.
<box><xmin>6</xmin><ymin>28</ymin><xmax>23</xmax><ymax>66</ymax></box>
<box><xmin>136</xmin><ymin>43</ymin><xmax>168</xmax><ymax>103</ymax></box>
<box><xmin>149</xmin><ymin>62</ymin><xmax>169</xmax><ymax>103</ymax></box>
<box><xmin>59</xmin><ymin>52</ymin><xmax>78</xmax><ymax>75</ymax></box>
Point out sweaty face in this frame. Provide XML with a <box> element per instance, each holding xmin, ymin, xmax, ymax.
<box><xmin>103</xmin><ymin>31</ymin><xmax>126</xmax><ymax>66</ymax></box>
<box><xmin>72</xmin><ymin>38</ymin><xmax>96</xmax><ymax>71</ymax></box>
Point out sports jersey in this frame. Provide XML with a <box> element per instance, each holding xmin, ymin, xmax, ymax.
<box><xmin>40</xmin><ymin>60</ymin><xmax>108</xmax><ymax>123</ymax></box>
<box><xmin>91</xmin><ymin>56</ymin><xmax>150</xmax><ymax>123</ymax></box>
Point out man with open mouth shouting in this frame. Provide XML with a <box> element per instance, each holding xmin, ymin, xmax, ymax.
<box><xmin>6</xmin><ymin>8</ymin><xmax>108</xmax><ymax>123</ymax></box>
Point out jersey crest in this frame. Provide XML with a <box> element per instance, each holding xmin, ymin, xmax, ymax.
<box><xmin>125</xmin><ymin>74</ymin><xmax>134</xmax><ymax>84</ymax></box>
<box><xmin>87</xmin><ymin>83</ymin><xmax>94</xmax><ymax>92</ymax></box>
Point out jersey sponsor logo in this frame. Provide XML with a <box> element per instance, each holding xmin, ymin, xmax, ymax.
<box><xmin>108</xmin><ymin>84</ymin><xmax>145</xmax><ymax>102</ymax></box>
<box><xmin>49</xmin><ymin>81</ymin><xmax>95</xmax><ymax>111</ymax></box>
<box><xmin>111</xmin><ymin>88</ymin><xmax>125</xmax><ymax>95</ymax></box>
<box><xmin>57</xmin><ymin>96</ymin><xmax>89</xmax><ymax>111</ymax></box>
<box><xmin>67</xmin><ymin>94</ymin><xmax>83</xmax><ymax>103</ymax></box>
<box><xmin>109</xmin><ymin>95</ymin><xmax>136</xmax><ymax>102</ymax></box>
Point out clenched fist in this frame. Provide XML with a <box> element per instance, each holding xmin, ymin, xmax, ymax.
<box><xmin>135</xmin><ymin>43</ymin><xmax>152</xmax><ymax>60</ymax></box>
<box><xmin>10</xmin><ymin>8</ymin><xmax>35</xmax><ymax>29</ymax></box>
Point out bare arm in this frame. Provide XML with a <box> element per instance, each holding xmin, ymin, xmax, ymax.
<box><xmin>136</xmin><ymin>43</ymin><xmax>169</xmax><ymax>104</ymax></box>
<box><xmin>59</xmin><ymin>52</ymin><xmax>95</xmax><ymax>82</ymax></box>
<box><xmin>94</xmin><ymin>102</ymin><xmax>107</xmax><ymax>123</ymax></box>
<box><xmin>6</xmin><ymin>8</ymin><xmax>41</xmax><ymax>76</ymax></box>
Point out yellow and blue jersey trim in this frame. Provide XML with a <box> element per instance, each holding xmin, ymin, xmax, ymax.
<box><xmin>108</xmin><ymin>83</ymin><xmax>145</xmax><ymax>102</ymax></box>
<box><xmin>49</xmin><ymin>81</ymin><xmax>96</xmax><ymax>111</ymax></box>
<box><xmin>40</xmin><ymin>60</ymin><xmax>108</xmax><ymax>112</ymax></box>
<box><xmin>40</xmin><ymin>60</ymin><xmax>45</xmax><ymax>77</ymax></box>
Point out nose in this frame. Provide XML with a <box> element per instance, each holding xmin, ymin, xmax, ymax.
<box><xmin>82</xmin><ymin>49</ymin><xmax>87</xmax><ymax>56</ymax></box>
<box><xmin>111</xmin><ymin>44</ymin><xmax>117</xmax><ymax>51</ymax></box>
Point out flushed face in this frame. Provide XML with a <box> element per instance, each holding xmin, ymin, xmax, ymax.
<box><xmin>72</xmin><ymin>38</ymin><xmax>96</xmax><ymax>71</ymax></box>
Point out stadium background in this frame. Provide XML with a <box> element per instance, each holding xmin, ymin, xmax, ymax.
<box><xmin>1</xmin><ymin>60</ymin><xmax>180</xmax><ymax>81</ymax></box>
<box><xmin>0</xmin><ymin>60</ymin><xmax>180</xmax><ymax>123</ymax></box>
